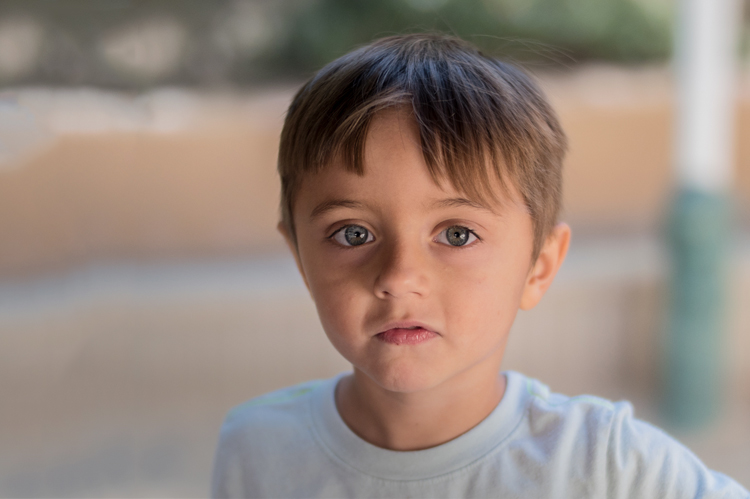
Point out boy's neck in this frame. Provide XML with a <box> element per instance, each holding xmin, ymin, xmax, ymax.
<box><xmin>335</xmin><ymin>362</ymin><xmax>506</xmax><ymax>452</ymax></box>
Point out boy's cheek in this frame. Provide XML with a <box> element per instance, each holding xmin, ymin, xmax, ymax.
<box><xmin>305</xmin><ymin>265</ymin><xmax>366</xmax><ymax>304</ymax></box>
<box><xmin>314</xmin><ymin>296</ymin><xmax>374</xmax><ymax>362</ymax></box>
<box><xmin>311</xmin><ymin>280</ymin><xmax>366</xmax><ymax>327</ymax></box>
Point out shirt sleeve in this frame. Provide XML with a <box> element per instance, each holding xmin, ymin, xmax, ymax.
<box><xmin>604</xmin><ymin>402</ymin><xmax>749</xmax><ymax>499</ymax></box>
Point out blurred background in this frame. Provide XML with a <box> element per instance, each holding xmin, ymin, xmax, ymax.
<box><xmin>0</xmin><ymin>0</ymin><xmax>749</xmax><ymax>496</ymax></box>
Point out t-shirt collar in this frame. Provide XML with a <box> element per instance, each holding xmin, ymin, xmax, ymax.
<box><xmin>308</xmin><ymin>370</ymin><xmax>527</xmax><ymax>481</ymax></box>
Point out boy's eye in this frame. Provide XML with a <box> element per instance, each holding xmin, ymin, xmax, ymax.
<box><xmin>331</xmin><ymin>224</ymin><xmax>374</xmax><ymax>247</ymax></box>
<box><xmin>436</xmin><ymin>225</ymin><xmax>477</xmax><ymax>247</ymax></box>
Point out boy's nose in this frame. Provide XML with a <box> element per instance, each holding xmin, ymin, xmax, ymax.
<box><xmin>373</xmin><ymin>239</ymin><xmax>429</xmax><ymax>299</ymax></box>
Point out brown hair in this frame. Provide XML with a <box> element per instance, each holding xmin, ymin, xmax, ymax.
<box><xmin>278</xmin><ymin>33</ymin><xmax>566</xmax><ymax>260</ymax></box>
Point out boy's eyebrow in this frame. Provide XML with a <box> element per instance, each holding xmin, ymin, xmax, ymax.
<box><xmin>431</xmin><ymin>197</ymin><xmax>497</xmax><ymax>214</ymax></box>
<box><xmin>309</xmin><ymin>199</ymin><xmax>366</xmax><ymax>220</ymax></box>
<box><xmin>309</xmin><ymin>197</ymin><xmax>496</xmax><ymax>220</ymax></box>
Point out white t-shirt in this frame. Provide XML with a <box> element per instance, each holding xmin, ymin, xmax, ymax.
<box><xmin>211</xmin><ymin>371</ymin><xmax>749</xmax><ymax>498</ymax></box>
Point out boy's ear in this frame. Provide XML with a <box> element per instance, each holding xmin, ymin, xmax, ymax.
<box><xmin>277</xmin><ymin>221</ymin><xmax>310</xmax><ymax>291</ymax></box>
<box><xmin>520</xmin><ymin>223</ymin><xmax>570</xmax><ymax>311</ymax></box>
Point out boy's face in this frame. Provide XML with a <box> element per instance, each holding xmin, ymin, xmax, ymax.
<box><xmin>282</xmin><ymin>110</ymin><xmax>566</xmax><ymax>394</ymax></box>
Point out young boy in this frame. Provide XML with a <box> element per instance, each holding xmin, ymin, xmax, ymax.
<box><xmin>211</xmin><ymin>34</ymin><xmax>749</xmax><ymax>498</ymax></box>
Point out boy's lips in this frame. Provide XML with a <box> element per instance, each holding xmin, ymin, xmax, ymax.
<box><xmin>375</xmin><ymin>321</ymin><xmax>439</xmax><ymax>345</ymax></box>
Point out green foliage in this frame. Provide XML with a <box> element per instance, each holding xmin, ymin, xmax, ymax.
<box><xmin>0</xmin><ymin>0</ymin><xmax>675</xmax><ymax>87</ymax></box>
<box><xmin>271</xmin><ymin>0</ymin><xmax>673</xmax><ymax>75</ymax></box>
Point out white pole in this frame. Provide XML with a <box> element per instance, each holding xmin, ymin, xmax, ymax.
<box><xmin>675</xmin><ymin>0</ymin><xmax>741</xmax><ymax>191</ymax></box>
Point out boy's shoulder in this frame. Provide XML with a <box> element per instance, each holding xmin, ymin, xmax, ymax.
<box><xmin>514</xmin><ymin>373</ymin><xmax>748</xmax><ymax>498</ymax></box>
<box><xmin>511</xmin><ymin>372</ymin><xmax>625</xmax><ymax>436</ymax></box>
<box><xmin>212</xmin><ymin>376</ymin><xmax>344</xmax><ymax>499</ymax></box>
<box><xmin>220</xmin><ymin>377</ymin><xmax>330</xmax><ymax>436</ymax></box>
<box><xmin>517</xmin><ymin>374</ymin><xmax>687</xmax><ymax>466</ymax></box>
<box><xmin>519</xmin><ymin>373</ymin><xmax>624</xmax><ymax>435</ymax></box>
<box><xmin>508</xmin><ymin>373</ymin><xmax>625</xmax><ymax>456</ymax></box>
<box><xmin>521</xmin><ymin>373</ymin><xmax>618</xmax><ymax>411</ymax></box>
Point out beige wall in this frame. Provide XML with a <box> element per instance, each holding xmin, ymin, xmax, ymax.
<box><xmin>1</xmin><ymin>67</ymin><xmax>749</xmax><ymax>279</ymax></box>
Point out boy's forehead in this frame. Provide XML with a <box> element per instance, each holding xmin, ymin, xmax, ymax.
<box><xmin>296</xmin><ymin>160</ymin><xmax>522</xmax><ymax>222</ymax></box>
<box><xmin>292</xmin><ymin>108</ymin><xmax>525</xmax><ymax>221</ymax></box>
<box><xmin>366</xmin><ymin>108</ymin><xmax>420</xmax><ymax>149</ymax></box>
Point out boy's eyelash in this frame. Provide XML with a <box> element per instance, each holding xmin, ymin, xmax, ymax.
<box><xmin>463</xmin><ymin>228</ymin><xmax>481</xmax><ymax>241</ymax></box>
<box><xmin>454</xmin><ymin>227</ymin><xmax>480</xmax><ymax>240</ymax></box>
<box><xmin>326</xmin><ymin>225</ymin><xmax>356</xmax><ymax>239</ymax></box>
<box><xmin>439</xmin><ymin>223</ymin><xmax>480</xmax><ymax>237</ymax></box>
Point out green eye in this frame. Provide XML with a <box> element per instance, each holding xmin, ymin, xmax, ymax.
<box><xmin>332</xmin><ymin>224</ymin><xmax>373</xmax><ymax>246</ymax></box>
<box><xmin>439</xmin><ymin>225</ymin><xmax>477</xmax><ymax>247</ymax></box>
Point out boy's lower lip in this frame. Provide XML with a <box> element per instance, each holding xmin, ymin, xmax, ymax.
<box><xmin>376</xmin><ymin>327</ymin><xmax>437</xmax><ymax>345</ymax></box>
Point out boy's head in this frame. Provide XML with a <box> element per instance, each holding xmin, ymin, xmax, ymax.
<box><xmin>278</xmin><ymin>33</ymin><xmax>567</xmax><ymax>262</ymax></box>
<box><xmin>276</xmin><ymin>33</ymin><xmax>570</xmax><ymax>394</ymax></box>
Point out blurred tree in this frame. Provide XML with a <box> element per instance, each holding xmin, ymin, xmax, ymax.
<box><xmin>271</xmin><ymin>0</ymin><xmax>672</xmax><ymax>77</ymax></box>
<box><xmin>0</xmin><ymin>0</ymin><xmax>676</xmax><ymax>87</ymax></box>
